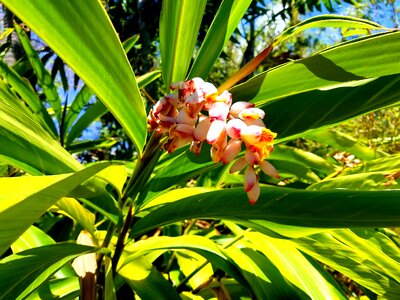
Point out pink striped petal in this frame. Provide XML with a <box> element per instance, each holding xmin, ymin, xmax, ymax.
<box><xmin>229</xmin><ymin>157</ymin><xmax>248</xmax><ymax>173</ymax></box>
<box><xmin>226</xmin><ymin>119</ymin><xmax>246</xmax><ymax>139</ymax></box>
<box><xmin>221</xmin><ymin>139</ymin><xmax>242</xmax><ymax>164</ymax></box>
<box><xmin>259</xmin><ymin>160</ymin><xmax>280</xmax><ymax>178</ymax></box>
<box><xmin>244</xmin><ymin>166</ymin><xmax>257</xmax><ymax>192</ymax></box>
<box><xmin>206</xmin><ymin>120</ymin><xmax>226</xmax><ymax>144</ymax></box>
<box><xmin>245</xmin><ymin>148</ymin><xmax>260</xmax><ymax>165</ymax></box>
<box><xmin>194</xmin><ymin>116</ymin><xmax>211</xmax><ymax>141</ymax></box>
<box><xmin>230</xmin><ymin>101</ymin><xmax>254</xmax><ymax>117</ymax></box>
<box><xmin>247</xmin><ymin>180</ymin><xmax>260</xmax><ymax>205</ymax></box>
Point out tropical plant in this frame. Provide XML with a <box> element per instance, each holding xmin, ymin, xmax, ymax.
<box><xmin>0</xmin><ymin>0</ymin><xmax>399</xmax><ymax>299</ymax></box>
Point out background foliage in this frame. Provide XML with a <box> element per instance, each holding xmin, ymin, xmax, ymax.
<box><xmin>0</xmin><ymin>0</ymin><xmax>399</xmax><ymax>299</ymax></box>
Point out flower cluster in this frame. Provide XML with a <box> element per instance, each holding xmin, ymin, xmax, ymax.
<box><xmin>148</xmin><ymin>78</ymin><xmax>279</xmax><ymax>204</ymax></box>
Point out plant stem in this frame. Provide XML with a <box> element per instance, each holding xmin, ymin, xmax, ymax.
<box><xmin>111</xmin><ymin>130</ymin><xmax>164</xmax><ymax>272</ymax></box>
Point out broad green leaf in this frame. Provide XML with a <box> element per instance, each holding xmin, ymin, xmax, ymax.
<box><xmin>139</xmin><ymin>187</ymin><xmax>215</xmax><ymax>215</ymax></box>
<box><xmin>136</xmin><ymin>144</ymin><xmax>220</xmax><ymax>209</ymax></box>
<box><xmin>219</xmin><ymin>15</ymin><xmax>386</xmax><ymax>91</ymax></box>
<box><xmin>160</xmin><ymin>0</ymin><xmax>207</xmax><ymax>89</ymax></box>
<box><xmin>352</xmin><ymin>229</ymin><xmax>400</xmax><ymax>264</ymax></box>
<box><xmin>55</xmin><ymin>198</ymin><xmax>96</xmax><ymax>235</ymax></box>
<box><xmin>0</xmin><ymin>243</ymin><xmax>94</xmax><ymax>300</ymax></box>
<box><xmin>0</xmin><ymin>60</ymin><xmax>57</xmax><ymax>136</ymax></box>
<box><xmin>14</xmin><ymin>24</ymin><xmax>62</xmax><ymax>122</ymax></box>
<box><xmin>120</xmin><ymin>235</ymin><xmax>248</xmax><ymax>288</ymax></box>
<box><xmin>268</xmin><ymin>159</ymin><xmax>321</xmax><ymax>183</ymax></box>
<box><xmin>118</xmin><ymin>256</ymin><xmax>181</xmax><ymax>300</ymax></box>
<box><xmin>307</xmin><ymin>171</ymin><xmax>399</xmax><ymax>190</ymax></box>
<box><xmin>331</xmin><ymin>229</ymin><xmax>400</xmax><ymax>282</ymax></box>
<box><xmin>224</xmin><ymin>247</ymin><xmax>299</xmax><ymax>299</ymax></box>
<box><xmin>65</xmin><ymin>71</ymin><xmax>160</xmax><ymax>146</ymax></box>
<box><xmin>272</xmin><ymin>15</ymin><xmax>385</xmax><ymax>47</ymax></box>
<box><xmin>230</xmin><ymin>32</ymin><xmax>400</xmax><ymax>140</ymax></box>
<box><xmin>0</xmin><ymin>79</ymin><xmax>32</xmax><ymax>115</ymax></box>
<box><xmin>271</xmin><ymin>145</ymin><xmax>338</xmax><ymax>176</ymax></box>
<box><xmin>131</xmin><ymin>187</ymin><xmax>400</xmax><ymax>237</ymax></box>
<box><xmin>188</xmin><ymin>0</ymin><xmax>252</xmax><ymax>78</ymax></box>
<box><xmin>0</xmin><ymin>101</ymin><xmax>81</xmax><ymax>175</ymax></box>
<box><xmin>245</xmin><ymin>232</ymin><xmax>346</xmax><ymax>299</ymax></box>
<box><xmin>66</xmin><ymin>139</ymin><xmax>117</xmax><ymax>154</ymax></box>
<box><xmin>265</xmin><ymin>74</ymin><xmax>400</xmax><ymax>141</ymax></box>
<box><xmin>342</xmin><ymin>153</ymin><xmax>400</xmax><ymax>175</ymax></box>
<box><xmin>0</xmin><ymin>161</ymin><xmax>110</xmax><ymax>255</ymax></box>
<box><xmin>95</xmin><ymin>164</ymin><xmax>127</xmax><ymax>199</ymax></box>
<box><xmin>305</xmin><ymin>129</ymin><xmax>388</xmax><ymax>160</ymax></box>
<box><xmin>3</xmin><ymin>0</ymin><xmax>147</xmax><ymax>154</ymax></box>
<box><xmin>11</xmin><ymin>225</ymin><xmax>76</xmax><ymax>279</ymax></box>
<box><xmin>294</xmin><ymin>232</ymin><xmax>400</xmax><ymax>298</ymax></box>
<box><xmin>175</xmin><ymin>251</ymin><xmax>214</xmax><ymax>289</ymax></box>
<box><xmin>25</xmin><ymin>277</ymin><xmax>79</xmax><ymax>300</ymax></box>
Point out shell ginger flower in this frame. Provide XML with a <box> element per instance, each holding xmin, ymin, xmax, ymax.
<box><xmin>147</xmin><ymin>78</ymin><xmax>279</xmax><ymax>204</ymax></box>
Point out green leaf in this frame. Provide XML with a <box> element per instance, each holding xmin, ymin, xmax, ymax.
<box><xmin>230</xmin><ymin>31</ymin><xmax>400</xmax><ymax>140</ymax></box>
<box><xmin>270</xmin><ymin>145</ymin><xmax>338</xmax><ymax>176</ymax></box>
<box><xmin>132</xmin><ymin>187</ymin><xmax>400</xmax><ymax>237</ymax></box>
<box><xmin>272</xmin><ymin>14</ymin><xmax>385</xmax><ymax>47</ymax></box>
<box><xmin>55</xmin><ymin>198</ymin><xmax>96</xmax><ymax>235</ymax></box>
<box><xmin>0</xmin><ymin>60</ymin><xmax>57</xmax><ymax>136</ymax></box>
<box><xmin>266</xmin><ymin>74</ymin><xmax>400</xmax><ymax>141</ymax></box>
<box><xmin>342</xmin><ymin>153</ymin><xmax>400</xmax><ymax>175</ymax></box>
<box><xmin>26</xmin><ymin>277</ymin><xmax>80</xmax><ymax>300</ymax></box>
<box><xmin>224</xmin><ymin>247</ymin><xmax>299</xmax><ymax>299</ymax></box>
<box><xmin>245</xmin><ymin>232</ymin><xmax>347</xmax><ymax>299</ymax></box>
<box><xmin>65</xmin><ymin>101</ymin><xmax>107</xmax><ymax>146</ymax></box>
<box><xmin>305</xmin><ymin>129</ymin><xmax>388</xmax><ymax>161</ymax></box>
<box><xmin>294</xmin><ymin>232</ymin><xmax>400</xmax><ymax>297</ymax></box>
<box><xmin>188</xmin><ymin>0</ymin><xmax>252</xmax><ymax>78</ymax></box>
<box><xmin>307</xmin><ymin>171</ymin><xmax>399</xmax><ymax>190</ymax></box>
<box><xmin>14</xmin><ymin>24</ymin><xmax>62</xmax><ymax>123</ymax></box>
<box><xmin>11</xmin><ymin>226</ymin><xmax>76</xmax><ymax>279</ymax></box>
<box><xmin>63</xmin><ymin>84</ymin><xmax>94</xmax><ymax>137</ymax></box>
<box><xmin>3</xmin><ymin>0</ymin><xmax>147</xmax><ymax>154</ymax></box>
<box><xmin>0</xmin><ymin>243</ymin><xmax>94</xmax><ymax>300</ymax></box>
<box><xmin>118</xmin><ymin>256</ymin><xmax>181</xmax><ymax>300</ymax></box>
<box><xmin>331</xmin><ymin>229</ymin><xmax>400</xmax><ymax>282</ymax></box>
<box><xmin>0</xmin><ymin>101</ymin><xmax>82</xmax><ymax>175</ymax></box>
<box><xmin>137</xmin><ymin>70</ymin><xmax>162</xmax><ymax>89</ymax></box>
<box><xmin>66</xmin><ymin>139</ymin><xmax>117</xmax><ymax>154</ymax></box>
<box><xmin>0</xmin><ymin>161</ymin><xmax>110</xmax><ymax>255</ymax></box>
<box><xmin>122</xmin><ymin>34</ymin><xmax>140</xmax><ymax>54</ymax></box>
<box><xmin>65</xmin><ymin>71</ymin><xmax>159</xmax><ymax>146</ymax></box>
<box><xmin>137</xmin><ymin>144</ymin><xmax>220</xmax><ymax>209</ymax></box>
<box><xmin>121</xmin><ymin>235</ymin><xmax>250</xmax><ymax>291</ymax></box>
<box><xmin>159</xmin><ymin>0</ymin><xmax>207</xmax><ymax>89</ymax></box>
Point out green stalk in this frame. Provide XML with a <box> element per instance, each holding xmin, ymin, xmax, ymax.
<box><xmin>111</xmin><ymin>130</ymin><xmax>164</xmax><ymax>272</ymax></box>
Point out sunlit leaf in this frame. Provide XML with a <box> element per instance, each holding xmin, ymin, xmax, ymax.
<box><xmin>159</xmin><ymin>0</ymin><xmax>207</xmax><ymax>89</ymax></box>
<box><xmin>14</xmin><ymin>24</ymin><xmax>62</xmax><ymax>122</ymax></box>
<box><xmin>188</xmin><ymin>0</ymin><xmax>252</xmax><ymax>79</ymax></box>
<box><xmin>0</xmin><ymin>101</ymin><xmax>81</xmax><ymax>175</ymax></box>
<box><xmin>0</xmin><ymin>60</ymin><xmax>57</xmax><ymax>136</ymax></box>
<box><xmin>132</xmin><ymin>187</ymin><xmax>400</xmax><ymax>237</ymax></box>
<box><xmin>0</xmin><ymin>162</ymin><xmax>110</xmax><ymax>255</ymax></box>
<box><xmin>0</xmin><ymin>243</ymin><xmax>95</xmax><ymax>300</ymax></box>
<box><xmin>3</xmin><ymin>0</ymin><xmax>147</xmax><ymax>154</ymax></box>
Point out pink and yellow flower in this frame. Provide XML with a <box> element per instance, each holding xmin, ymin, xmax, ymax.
<box><xmin>147</xmin><ymin>78</ymin><xmax>279</xmax><ymax>204</ymax></box>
